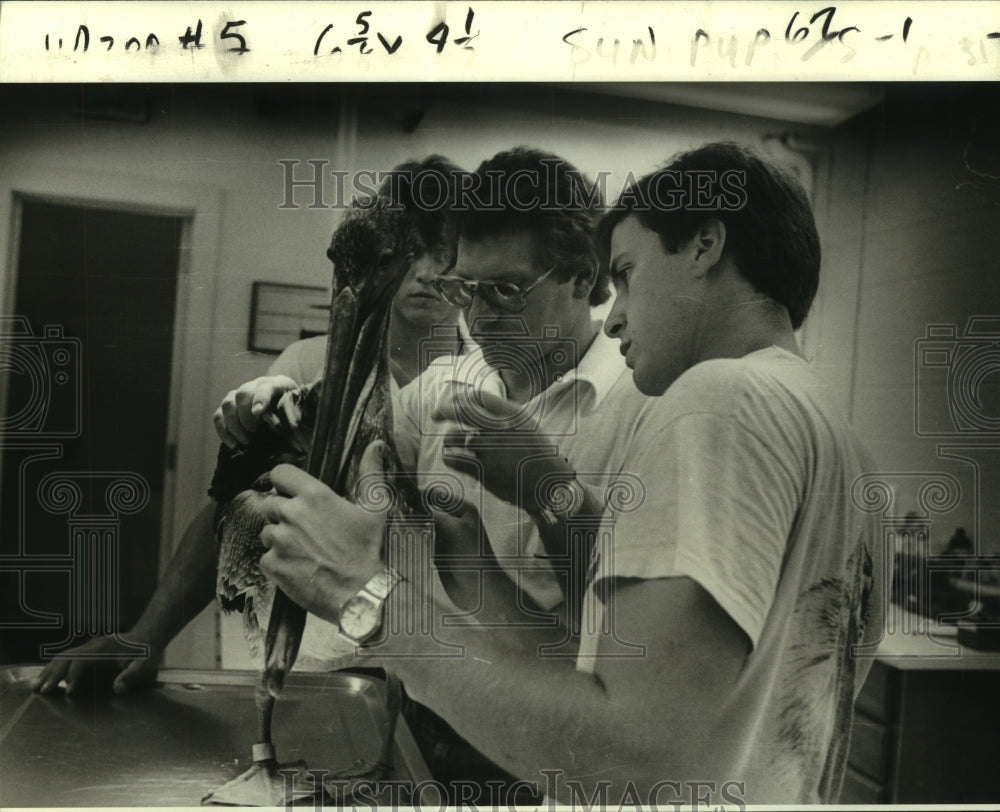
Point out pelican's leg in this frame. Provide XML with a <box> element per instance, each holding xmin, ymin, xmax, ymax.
<box><xmin>253</xmin><ymin>675</ymin><xmax>276</xmax><ymax>763</ymax></box>
<box><xmin>201</xmin><ymin>675</ymin><xmax>319</xmax><ymax>806</ymax></box>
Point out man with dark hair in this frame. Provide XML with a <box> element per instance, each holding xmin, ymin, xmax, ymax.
<box><xmin>450</xmin><ymin>146</ymin><xmax>613</xmax><ymax>309</ymax></box>
<box><xmin>585</xmin><ymin>141</ymin><xmax>883</xmax><ymax>801</ymax></box>
<box><xmin>389</xmin><ymin>145</ymin><xmax>649</xmax><ymax>797</ymax></box>
<box><xmin>253</xmin><ymin>141</ymin><xmax>883</xmax><ymax>805</ymax></box>
<box><xmin>596</xmin><ymin>141</ymin><xmax>819</xmax><ymax>330</ymax></box>
<box><xmin>395</xmin><ymin>146</ymin><xmax>650</xmax><ymax>620</ymax></box>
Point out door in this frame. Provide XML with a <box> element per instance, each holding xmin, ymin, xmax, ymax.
<box><xmin>0</xmin><ymin>199</ymin><xmax>184</xmax><ymax>663</ymax></box>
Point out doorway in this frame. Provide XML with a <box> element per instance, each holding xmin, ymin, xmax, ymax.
<box><xmin>0</xmin><ymin>199</ymin><xmax>185</xmax><ymax>663</ymax></box>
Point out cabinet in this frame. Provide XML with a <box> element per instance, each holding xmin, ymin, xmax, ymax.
<box><xmin>841</xmin><ymin>627</ymin><xmax>1000</xmax><ymax>803</ymax></box>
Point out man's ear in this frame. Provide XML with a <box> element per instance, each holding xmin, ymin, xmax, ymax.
<box><xmin>691</xmin><ymin>219</ymin><xmax>726</xmax><ymax>278</ymax></box>
<box><xmin>571</xmin><ymin>263</ymin><xmax>598</xmax><ymax>300</ymax></box>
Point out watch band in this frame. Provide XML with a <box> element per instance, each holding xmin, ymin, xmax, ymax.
<box><xmin>362</xmin><ymin>568</ymin><xmax>402</xmax><ymax>601</ymax></box>
<box><xmin>337</xmin><ymin>567</ymin><xmax>404</xmax><ymax>645</ymax></box>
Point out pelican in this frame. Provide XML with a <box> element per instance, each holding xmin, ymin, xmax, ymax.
<box><xmin>202</xmin><ymin>191</ymin><xmax>424</xmax><ymax>806</ymax></box>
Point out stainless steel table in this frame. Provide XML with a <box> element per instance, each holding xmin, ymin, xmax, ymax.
<box><xmin>0</xmin><ymin>665</ymin><xmax>431</xmax><ymax>807</ymax></box>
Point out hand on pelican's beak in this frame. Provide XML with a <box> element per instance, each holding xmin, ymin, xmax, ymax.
<box><xmin>433</xmin><ymin>391</ymin><xmax>577</xmax><ymax>513</ymax></box>
<box><xmin>214</xmin><ymin>375</ymin><xmax>299</xmax><ymax>448</ymax></box>
<box><xmin>257</xmin><ymin>442</ymin><xmax>390</xmax><ymax>625</ymax></box>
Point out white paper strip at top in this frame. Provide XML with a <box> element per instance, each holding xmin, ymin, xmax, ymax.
<box><xmin>1</xmin><ymin>1</ymin><xmax>999</xmax><ymax>82</ymax></box>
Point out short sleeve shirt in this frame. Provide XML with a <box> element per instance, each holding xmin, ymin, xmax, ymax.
<box><xmin>576</xmin><ymin>347</ymin><xmax>884</xmax><ymax>803</ymax></box>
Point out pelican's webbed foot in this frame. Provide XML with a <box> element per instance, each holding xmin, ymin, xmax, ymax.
<box><xmin>201</xmin><ymin>743</ymin><xmax>323</xmax><ymax>806</ymax></box>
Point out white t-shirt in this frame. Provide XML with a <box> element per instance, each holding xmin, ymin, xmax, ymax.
<box><xmin>576</xmin><ymin>346</ymin><xmax>884</xmax><ymax>804</ymax></box>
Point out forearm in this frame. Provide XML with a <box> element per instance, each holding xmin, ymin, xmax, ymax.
<box><xmin>455</xmin><ymin>476</ymin><xmax>604</xmax><ymax>649</ymax></box>
<box><xmin>130</xmin><ymin>502</ymin><xmax>218</xmax><ymax>648</ymax></box>
<box><xmin>430</xmin><ymin>505</ymin><xmax>572</xmax><ymax>656</ymax></box>
<box><xmin>373</xmin><ymin>586</ymin><xmax>655</xmax><ymax>800</ymax></box>
<box><xmin>441</xmin><ymin>564</ymin><xmax>572</xmax><ymax>658</ymax></box>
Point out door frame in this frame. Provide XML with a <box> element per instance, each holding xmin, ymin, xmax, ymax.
<box><xmin>0</xmin><ymin>166</ymin><xmax>223</xmax><ymax>579</ymax></box>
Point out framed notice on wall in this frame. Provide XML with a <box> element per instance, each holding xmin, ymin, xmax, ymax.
<box><xmin>249</xmin><ymin>281</ymin><xmax>330</xmax><ymax>353</ymax></box>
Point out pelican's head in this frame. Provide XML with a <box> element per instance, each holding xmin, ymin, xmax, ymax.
<box><xmin>326</xmin><ymin>195</ymin><xmax>420</xmax><ymax>310</ymax></box>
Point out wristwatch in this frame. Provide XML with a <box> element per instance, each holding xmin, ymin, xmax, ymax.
<box><xmin>338</xmin><ymin>568</ymin><xmax>403</xmax><ymax>644</ymax></box>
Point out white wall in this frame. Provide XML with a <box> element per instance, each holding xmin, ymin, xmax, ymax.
<box><xmin>842</xmin><ymin>86</ymin><xmax>1000</xmax><ymax>556</ymax></box>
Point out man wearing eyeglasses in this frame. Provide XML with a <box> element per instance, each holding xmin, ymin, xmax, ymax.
<box><xmin>227</xmin><ymin>147</ymin><xmax>654</xmax><ymax>800</ymax></box>
<box><xmin>393</xmin><ymin>147</ymin><xmax>652</xmax><ymax>620</ymax></box>
<box><xmin>387</xmin><ymin>147</ymin><xmax>655</xmax><ymax>796</ymax></box>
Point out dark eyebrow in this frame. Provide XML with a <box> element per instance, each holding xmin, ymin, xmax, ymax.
<box><xmin>609</xmin><ymin>252</ymin><xmax>630</xmax><ymax>282</ymax></box>
<box><xmin>450</xmin><ymin>268</ymin><xmax>534</xmax><ymax>284</ymax></box>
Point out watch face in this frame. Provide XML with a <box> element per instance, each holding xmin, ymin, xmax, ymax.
<box><xmin>339</xmin><ymin>595</ymin><xmax>381</xmax><ymax>642</ymax></box>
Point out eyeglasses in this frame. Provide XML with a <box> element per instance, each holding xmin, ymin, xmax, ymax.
<box><xmin>431</xmin><ymin>266</ymin><xmax>557</xmax><ymax>313</ymax></box>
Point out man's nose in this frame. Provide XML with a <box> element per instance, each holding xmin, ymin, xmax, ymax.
<box><xmin>412</xmin><ymin>255</ymin><xmax>440</xmax><ymax>285</ymax></box>
<box><xmin>604</xmin><ymin>299</ymin><xmax>626</xmax><ymax>339</ymax></box>
<box><xmin>467</xmin><ymin>293</ymin><xmax>501</xmax><ymax>321</ymax></box>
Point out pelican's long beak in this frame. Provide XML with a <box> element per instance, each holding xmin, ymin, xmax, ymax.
<box><xmin>264</xmin><ymin>279</ymin><xmax>396</xmax><ymax>698</ymax></box>
<box><xmin>307</xmin><ymin>280</ymin><xmax>396</xmax><ymax>491</ymax></box>
<box><xmin>306</xmin><ymin>286</ymin><xmax>358</xmax><ymax>484</ymax></box>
